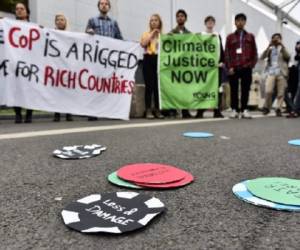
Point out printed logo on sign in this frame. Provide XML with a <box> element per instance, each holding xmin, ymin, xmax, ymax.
<box><xmin>193</xmin><ymin>91</ymin><xmax>216</xmax><ymax>101</ymax></box>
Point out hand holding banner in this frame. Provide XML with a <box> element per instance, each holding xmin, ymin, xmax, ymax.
<box><xmin>0</xmin><ymin>18</ymin><xmax>142</xmax><ymax>120</ymax></box>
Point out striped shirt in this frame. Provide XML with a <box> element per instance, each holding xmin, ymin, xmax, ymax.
<box><xmin>86</xmin><ymin>15</ymin><xmax>123</xmax><ymax>40</ymax></box>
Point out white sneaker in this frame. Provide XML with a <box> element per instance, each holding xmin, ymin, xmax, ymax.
<box><xmin>241</xmin><ymin>110</ymin><xmax>252</xmax><ymax>119</ymax></box>
<box><xmin>229</xmin><ymin>110</ymin><xmax>239</xmax><ymax>119</ymax></box>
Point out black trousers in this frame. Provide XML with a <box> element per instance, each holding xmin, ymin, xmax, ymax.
<box><xmin>142</xmin><ymin>54</ymin><xmax>159</xmax><ymax>109</ymax></box>
<box><xmin>229</xmin><ymin>68</ymin><xmax>252</xmax><ymax>112</ymax></box>
<box><xmin>14</xmin><ymin>107</ymin><xmax>32</xmax><ymax>117</ymax></box>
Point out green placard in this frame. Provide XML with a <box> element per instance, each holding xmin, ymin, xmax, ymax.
<box><xmin>246</xmin><ymin>177</ymin><xmax>300</xmax><ymax>206</ymax></box>
<box><xmin>107</xmin><ymin>171</ymin><xmax>142</xmax><ymax>189</ymax></box>
<box><xmin>159</xmin><ymin>33</ymin><xmax>219</xmax><ymax>109</ymax></box>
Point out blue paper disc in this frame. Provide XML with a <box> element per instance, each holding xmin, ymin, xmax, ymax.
<box><xmin>183</xmin><ymin>132</ymin><xmax>214</xmax><ymax>138</ymax></box>
<box><xmin>288</xmin><ymin>139</ymin><xmax>300</xmax><ymax>147</ymax></box>
<box><xmin>232</xmin><ymin>181</ymin><xmax>300</xmax><ymax>212</ymax></box>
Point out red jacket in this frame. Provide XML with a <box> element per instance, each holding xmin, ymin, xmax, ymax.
<box><xmin>225</xmin><ymin>30</ymin><xmax>258</xmax><ymax>69</ymax></box>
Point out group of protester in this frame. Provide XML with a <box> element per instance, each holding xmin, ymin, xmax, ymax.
<box><xmin>143</xmin><ymin>10</ymin><xmax>300</xmax><ymax>120</ymax></box>
<box><xmin>2</xmin><ymin>0</ymin><xmax>300</xmax><ymax>123</ymax></box>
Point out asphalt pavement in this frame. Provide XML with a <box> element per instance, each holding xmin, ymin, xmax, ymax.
<box><xmin>0</xmin><ymin>114</ymin><xmax>300</xmax><ymax>250</ymax></box>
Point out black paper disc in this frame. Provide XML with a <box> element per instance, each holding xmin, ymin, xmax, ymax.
<box><xmin>53</xmin><ymin>144</ymin><xmax>106</xmax><ymax>159</ymax></box>
<box><xmin>61</xmin><ymin>192</ymin><xmax>165</xmax><ymax>234</ymax></box>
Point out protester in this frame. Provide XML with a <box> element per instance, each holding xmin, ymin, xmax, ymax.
<box><xmin>53</xmin><ymin>14</ymin><xmax>73</xmax><ymax>122</ymax></box>
<box><xmin>167</xmin><ymin>9</ymin><xmax>192</xmax><ymax>119</ymax></box>
<box><xmin>86</xmin><ymin>0</ymin><xmax>122</xmax><ymax>39</ymax></box>
<box><xmin>196</xmin><ymin>15</ymin><xmax>225</xmax><ymax>119</ymax></box>
<box><xmin>85</xmin><ymin>0</ymin><xmax>123</xmax><ymax>121</ymax></box>
<box><xmin>225</xmin><ymin>13</ymin><xmax>258</xmax><ymax>119</ymax></box>
<box><xmin>14</xmin><ymin>2</ymin><xmax>33</xmax><ymax>123</ymax></box>
<box><xmin>286</xmin><ymin>40</ymin><xmax>300</xmax><ymax>118</ymax></box>
<box><xmin>261</xmin><ymin>33</ymin><xmax>290</xmax><ymax>117</ymax></box>
<box><xmin>140</xmin><ymin>14</ymin><xmax>164</xmax><ymax>119</ymax></box>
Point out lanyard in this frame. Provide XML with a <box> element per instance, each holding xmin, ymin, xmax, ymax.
<box><xmin>239</xmin><ymin>31</ymin><xmax>244</xmax><ymax>49</ymax></box>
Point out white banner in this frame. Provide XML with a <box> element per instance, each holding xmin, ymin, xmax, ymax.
<box><xmin>0</xmin><ymin>18</ymin><xmax>142</xmax><ymax>120</ymax></box>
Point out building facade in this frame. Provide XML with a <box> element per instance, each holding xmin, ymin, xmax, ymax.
<box><xmin>1</xmin><ymin>0</ymin><xmax>299</xmax><ymax>54</ymax></box>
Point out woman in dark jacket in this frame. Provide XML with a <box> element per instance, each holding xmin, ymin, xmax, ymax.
<box><xmin>13</xmin><ymin>2</ymin><xmax>33</xmax><ymax>123</ymax></box>
<box><xmin>286</xmin><ymin>40</ymin><xmax>300</xmax><ymax>118</ymax></box>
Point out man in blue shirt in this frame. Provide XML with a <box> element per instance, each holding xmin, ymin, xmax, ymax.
<box><xmin>86</xmin><ymin>0</ymin><xmax>123</xmax><ymax>40</ymax></box>
<box><xmin>86</xmin><ymin>0</ymin><xmax>123</xmax><ymax>121</ymax></box>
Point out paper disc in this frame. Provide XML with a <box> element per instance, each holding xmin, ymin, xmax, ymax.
<box><xmin>246</xmin><ymin>177</ymin><xmax>300</xmax><ymax>206</ymax></box>
<box><xmin>117</xmin><ymin>163</ymin><xmax>186</xmax><ymax>184</ymax></box>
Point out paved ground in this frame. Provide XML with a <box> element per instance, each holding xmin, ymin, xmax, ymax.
<box><xmin>0</xmin><ymin>114</ymin><xmax>300</xmax><ymax>250</ymax></box>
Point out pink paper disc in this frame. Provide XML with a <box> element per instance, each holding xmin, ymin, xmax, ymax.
<box><xmin>134</xmin><ymin>172</ymin><xmax>194</xmax><ymax>189</ymax></box>
<box><xmin>117</xmin><ymin>163</ymin><xmax>187</xmax><ymax>184</ymax></box>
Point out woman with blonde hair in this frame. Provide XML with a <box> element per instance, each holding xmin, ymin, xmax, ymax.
<box><xmin>140</xmin><ymin>14</ymin><xmax>164</xmax><ymax>119</ymax></box>
<box><xmin>54</xmin><ymin>14</ymin><xmax>68</xmax><ymax>30</ymax></box>
<box><xmin>53</xmin><ymin>14</ymin><xmax>73</xmax><ymax>122</ymax></box>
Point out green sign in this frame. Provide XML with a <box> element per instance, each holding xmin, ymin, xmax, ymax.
<box><xmin>159</xmin><ymin>33</ymin><xmax>219</xmax><ymax>109</ymax></box>
<box><xmin>246</xmin><ymin>177</ymin><xmax>300</xmax><ymax>206</ymax></box>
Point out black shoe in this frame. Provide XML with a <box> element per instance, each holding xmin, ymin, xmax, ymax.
<box><xmin>88</xmin><ymin>117</ymin><xmax>98</xmax><ymax>121</ymax></box>
<box><xmin>66</xmin><ymin>114</ymin><xmax>73</xmax><ymax>121</ymax></box>
<box><xmin>262</xmin><ymin>108</ymin><xmax>270</xmax><ymax>115</ymax></box>
<box><xmin>24</xmin><ymin>111</ymin><xmax>32</xmax><ymax>123</ymax></box>
<box><xmin>153</xmin><ymin>110</ymin><xmax>164</xmax><ymax>119</ymax></box>
<box><xmin>286</xmin><ymin>112</ymin><xmax>298</xmax><ymax>118</ymax></box>
<box><xmin>53</xmin><ymin>113</ymin><xmax>60</xmax><ymax>122</ymax></box>
<box><xmin>182</xmin><ymin>114</ymin><xmax>192</xmax><ymax>119</ymax></box>
<box><xmin>15</xmin><ymin>114</ymin><xmax>22</xmax><ymax>124</ymax></box>
<box><xmin>195</xmin><ymin>110</ymin><xmax>204</xmax><ymax>119</ymax></box>
<box><xmin>275</xmin><ymin>109</ymin><xmax>282</xmax><ymax>117</ymax></box>
<box><xmin>182</xmin><ymin>110</ymin><xmax>192</xmax><ymax>119</ymax></box>
<box><xmin>24</xmin><ymin>117</ymin><xmax>32</xmax><ymax>123</ymax></box>
<box><xmin>213</xmin><ymin>110</ymin><xmax>224</xmax><ymax>118</ymax></box>
<box><xmin>167</xmin><ymin>110</ymin><xmax>177</xmax><ymax>119</ymax></box>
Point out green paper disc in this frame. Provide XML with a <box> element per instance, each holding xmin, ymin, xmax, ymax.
<box><xmin>107</xmin><ymin>171</ymin><xmax>142</xmax><ymax>189</ymax></box>
<box><xmin>246</xmin><ymin>177</ymin><xmax>300</xmax><ymax>206</ymax></box>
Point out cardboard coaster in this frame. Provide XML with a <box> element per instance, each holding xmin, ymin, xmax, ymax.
<box><xmin>288</xmin><ymin>139</ymin><xmax>300</xmax><ymax>147</ymax></box>
<box><xmin>108</xmin><ymin>172</ymin><xmax>142</xmax><ymax>189</ymax></box>
<box><xmin>233</xmin><ymin>181</ymin><xmax>300</xmax><ymax>211</ymax></box>
<box><xmin>53</xmin><ymin>144</ymin><xmax>106</xmax><ymax>159</ymax></box>
<box><xmin>62</xmin><ymin>192</ymin><xmax>165</xmax><ymax>234</ymax></box>
<box><xmin>134</xmin><ymin>171</ymin><xmax>194</xmax><ymax>189</ymax></box>
<box><xmin>183</xmin><ymin>132</ymin><xmax>214</xmax><ymax>138</ymax></box>
<box><xmin>246</xmin><ymin>177</ymin><xmax>300</xmax><ymax>206</ymax></box>
<box><xmin>117</xmin><ymin>163</ymin><xmax>186</xmax><ymax>184</ymax></box>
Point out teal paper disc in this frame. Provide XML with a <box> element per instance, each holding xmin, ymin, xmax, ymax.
<box><xmin>183</xmin><ymin>132</ymin><xmax>214</xmax><ymax>138</ymax></box>
<box><xmin>246</xmin><ymin>177</ymin><xmax>300</xmax><ymax>206</ymax></box>
<box><xmin>288</xmin><ymin>139</ymin><xmax>300</xmax><ymax>147</ymax></box>
<box><xmin>108</xmin><ymin>172</ymin><xmax>142</xmax><ymax>189</ymax></box>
